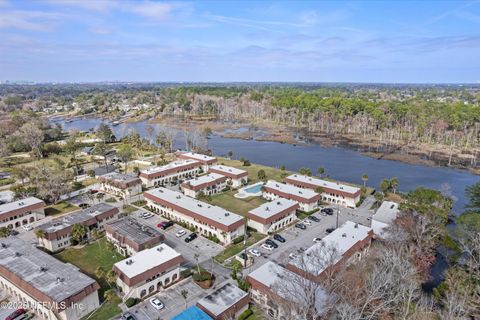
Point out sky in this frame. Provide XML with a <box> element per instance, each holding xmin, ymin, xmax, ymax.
<box><xmin>0</xmin><ymin>0</ymin><xmax>480</xmax><ymax>83</ymax></box>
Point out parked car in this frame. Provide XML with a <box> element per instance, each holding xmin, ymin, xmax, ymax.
<box><xmin>303</xmin><ymin>219</ymin><xmax>312</xmax><ymax>226</ymax></box>
<box><xmin>308</xmin><ymin>215</ymin><xmax>320</xmax><ymax>222</ymax></box>
<box><xmin>289</xmin><ymin>253</ymin><xmax>298</xmax><ymax>259</ymax></box>
<box><xmin>321</xmin><ymin>208</ymin><xmax>334</xmax><ymax>215</ymax></box>
<box><xmin>79</xmin><ymin>203</ymin><xmax>89</xmax><ymax>209</ymax></box>
<box><xmin>23</xmin><ymin>225</ymin><xmax>33</xmax><ymax>231</ymax></box>
<box><xmin>265</xmin><ymin>239</ymin><xmax>278</xmax><ymax>248</ymax></box>
<box><xmin>161</xmin><ymin>221</ymin><xmax>174</xmax><ymax>230</ymax></box>
<box><xmin>295</xmin><ymin>223</ymin><xmax>307</xmax><ymax>230</ymax></box>
<box><xmin>6</xmin><ymin>309</ymin><xmax>26</xmax><ymax>320</ymax></box>
<box><xmin>248</xmin><ymin>249</ymin><xmax>261</xmax><ymax>257</ymax></box>
<box><xmin>122</xmin><ymin>312</ymin><xmax>136</xmax><ymax>320</ymax></box>
<box><xmin>325</xmin><ymin>227</ymin><xmax>335</xmax><ymax>234</ymax></box>
<box><xmin>149</xmin><ymin>298</ymin><xmax>165</xmax><ymax>310</ymax></box>
<box><xmin>273</xmin><ymin>234</ymin><xmax>286</xmax><ymax>243</ymax></box>
<box><xmin>141</xmin><ymin>212</ymin><xmax>154</xmax><ymax>219</ymax></box>
<box><xmin>313</xmin><ymin>237</ymin><xmax>322</xmax><ymax>243</ymax></box>
<box><xmin>261</xmin><ymin>243</ymin><xmax>274</xmax><ymax>251</ymax></box>
<box><xmin>185</xmin><ymin>233</ymin><xmax>197</xmax><ymax>243</ymax></box>
<box><xmin>176</xmin><ymin>229</ymin><xmax>187</xmax><ymax>237</ymax></box>
<box><xmin>239</xmin><ymin>252</ymin><xmax>248</xmax><ymax>260</ymax></box>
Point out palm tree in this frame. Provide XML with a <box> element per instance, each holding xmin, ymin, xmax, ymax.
<box><xmin>35</xmin><ymin>229</ymin><xmax>46</xmax><ymax>239</ymax></box>
<box><xmin>194</xmin><ymin>253</ymin><xmax>201</xmax><ymax>274</ymax></box>
<box><xmin>317</xmin><ymin>166</ymin><xmax>325</xmax><ymax>178</ymax></box>
<box><xmin>390</xmin><ymin>177</ymin><xmax>399</xmax><ymax>194</ymax></box>
<box><xmin>104</xmin><ymin>289</ymin><xmax>117</xmax><ymax>302</ymax></box>
<box><xmin>71</xmin><ymin>223</ymin><xmax>87</xmax><ymax>244</ymax></box>
<box><xmin>361</xmin><ymin>174</ymin><xmax>369</xmax><ymax>187</ymax></box>
<box><xmin>95</xmin><ymin>266</ymin><xmax>106</xmax><ymax>279</ymax></box>
<box><xmin>180</xmin><ymin>289</ymin><xmax>188</xmax><ymax>309</ymax></box>
<box><xmin>106</xmin><ymin>270</ymin><xmax>117</xmax><ymax>287</ymax></box>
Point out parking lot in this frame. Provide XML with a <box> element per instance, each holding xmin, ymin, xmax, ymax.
<box><xmin>132</xmin><ymin>210</ymin><xmax>224</xmax><ymax>266</ymax></box>
<box><xmin>244</xmin><ymin>196</ymin><xmax>376</xmax><ymax>272</ymax></box>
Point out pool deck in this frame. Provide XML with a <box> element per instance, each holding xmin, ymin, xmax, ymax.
<box><xmin>234</xmin><ymin>182</ymin><xmax>264</xmax><ymax>199</ymax></box>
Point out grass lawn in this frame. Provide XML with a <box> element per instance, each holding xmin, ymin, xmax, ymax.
<box><xmin>207</xmin><ymin>190</ymin><xmax>267</xmax><ymax>216</ymax></box>
<box><xmin>81</xmin><ymin>296</ymin><xmax>122</xmax><ymax>320</ymax></box>
<box><xmin>56</xmin><ymin>238</ymin><xmax>125</xmax><ymax>320</ymax></box>
<box><xmin>214</xmin><ymin>232</ymin><xmax>266</xmax><ymax>263</ymax></box>
<box><xmin>248</xmin><ymin>306</ymin><xmax>267</xmax><ymax>320</ymax></box>
<box><xmin>44</xmin><ymin>201</ymin><xmax>79</xmax><ymax>216</ymax></box>
<box><xmin>217</xmin><ymin>157</ymin><xmax>292</xmax><ymax>183</ymax></box>
<box><xmin>122</xmin><ymin>204</ymin><xmax>137</xmax><ymax>214</ymax></box>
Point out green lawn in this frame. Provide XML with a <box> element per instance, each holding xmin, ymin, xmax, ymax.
<box><xmin>55</xmin><ymin>238</ymin><xmax>125</xmax><ymax>320</ymax></box>
<box><xmin>208</xmin><ymin>190</ymin><xmax>267</xmax><ymax>216</ymax></box>
<box><xmin>122</xmin><ymin>204</ymin><xmax>137</xmax><ymax>214</ymax></box>
<box><xmin>214</xmin><ymin>232</ymin><xmax>266</xmax><ymax>263</ymax></box>
<box><xmin>81</xmin><ymin>296</ymin><xmax>122</xmax><ymax>320</ymax></box>
<box><xmin>44</xmin><ymin>201</ymin><xmax>79</xmax><ymax>216</ymax></box>
<box><xmin>217</xmin><ymin>157</ymin><xmax>292</xmax><ymax>183</ymax></box>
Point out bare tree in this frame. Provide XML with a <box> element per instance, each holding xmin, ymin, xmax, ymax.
<box><xmin>18</xmin><ymin>122</ymin><xmax>44</xmax><ymax>158</ymax></box>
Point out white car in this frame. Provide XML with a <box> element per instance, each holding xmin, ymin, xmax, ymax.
<box><xmin>289</xmin><ymin>253</ymin><xmax>298</xmax><ymax>259</ymax></box>
<box><xmin>23</xmin><ymin>225</ymin><xmax>33</xmax><ymax>231</ymax></box>
<box><xmin>248</xmin><ymin>249</ymin><xmax>261</xmax><ymax>257</ymax></box>
<box><xmin>313</xmin><ymin>237</ymin><xmax>322</xmax><ymax>243</ymax></box>
<box><xmin>261</xmin><ymin>243</ymin><xmax>274</xmax><ymax>251</ymax></box>
<box><xmin>141</xmin><ymin>212</ymin><xmax>154</xmax><ymax>219</ymax></box>
<box><xmin>176</xmin><ymin>229</ymin><xmax>187</xmax><ymax>237</ymax></box>
<box><xmin>149</xmin><ymin>298</ymin><xmax>164</xmax><ymax>310</ymax></box>
<box><xmin>303</xmin><ymin>220</ymin><xmax>312</xmax><ymax>226</ymax></box>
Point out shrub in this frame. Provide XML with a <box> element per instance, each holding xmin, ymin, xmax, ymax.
<box><xmin>125</xmin><ymin>298</ymin><xmax>139</xmax><ymax>308</ymax></box>
<box><xmin>87</xmin><ymin>170</ymin><xmax>95</xmax><ymax>178</ymax></box>
<box><xmin>232</xmin><ymin>235</ymin><xmax>244</xmax><ymax>244</ymax></box>
<box><xmin>207</xmin><ymin>235</ymin><xmax>220</xmax><ymax>243</ymax></box>
<box><xmin>237</xmin><ymin>278</ymin><xmax>251</xmax><ymax>292</ymax></box>
<box><xmin>193</xmin><ymin>271</ymin><xmax>212</xmax><ymax>282</ymax></box>
<box><xmin>238</xmin><ymin>308</ymin><xmax>253</xmax><ymax>320</ymax></box>
<box><xmin>180</xmin><ymin>269</ymin><xmax>193</xmax><ymax>279</ymax></box>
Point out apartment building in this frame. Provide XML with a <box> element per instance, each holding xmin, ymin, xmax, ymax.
<box><xmin>208</xmin><ymin>165</ymin><xmax>248</xmax><ymax>188</ymax></box>
<box><xmin>0</xmin><ymin>197</ymin><xmax>45</xmax><ymax>229</ymax></box>
<box><xmin>263</xmin><ymin>180</ymin><xmax>320</xmax><ymax>212</ymax></box>
<box><xmin>181</xmin><ymin>173</ymin><xmax>227</xmax><ymax>198</ymax></box>
<box><xmin>247</xmin><ymin>199</ymin><xmax>298</xmax><ymax>234</ymax></box>
<box><xmin>0</xmin><ymin>237</ymin><xmax>100</xmax><ymax>320</ymax></box>
<box><xmin>113</xmin><ymin>244</ymin><xmax>183</xmax><ymax>299</ymax></box>
<box><xmin>36</xmin><ymin>203</ymin><xmax>119</xmax><ymax>252</ymax></box>
<box><xmin>97</xmin><ymin>172</ymin><xmax>142</xmax><ymax>199</ymax></box>
<box><xmin>285</xmin><ymin>174</ymin><xmax>361</xmax><ymax>208</ymax></box>
<box><xmin>144</xmin><ymin>188</ymin><xmax>245</xmax><ymax>245</ymax></box>
<box><xmin>139</xmin><ymin>160</ymin><xmax>202</xmax><ymax>188</ymax></box>
<box><xmin>176</xmin><ymin>152</ymin><xmax>217</xmax><ymax>171</ymax></box>
<box><xmin>196</xmin><ymin>283</ymin><xmax>249</xmax><ymax>320</ymax></box>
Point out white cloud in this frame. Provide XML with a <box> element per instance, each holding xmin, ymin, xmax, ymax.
<box><xmin>0</xmin><ymin>10</ymin><xmax>65</xmax><ymax>31</ymax></box>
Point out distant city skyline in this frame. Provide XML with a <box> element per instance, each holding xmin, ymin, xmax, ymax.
<box><xmin>1</xmin><ymin>0</ymin><xmax>479</xmax><ymax>83</ymax></box>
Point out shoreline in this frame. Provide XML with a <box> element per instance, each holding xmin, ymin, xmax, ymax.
<box><xmin>49</xmin><ymin>114</ymin><xmax>480</xmax><ymax>175</ymax></box>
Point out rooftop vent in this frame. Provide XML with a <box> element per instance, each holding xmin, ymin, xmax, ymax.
<box><xmin>265</xmin><ymin>207</ymin><xmax>270</xmax><ymax>211</ymax></box>
<box><xmin>354</xmin><ymin>223</ymin><xmax>358</xmax><ymax>228</ymax></box>
<box><xmin>18</xmin><ymin>202</ymin><xmax>25</xmax><ymax>206</ymax></box>
<box><xmin>224</xmin><ymin>212</ymin><xmax>230</xmax><ymax>217</ymax></box>
<box><xmin>299</xmin><ymin>191</ymin><xmax>303</xmax><ymax>194</ymax></box>
<box><xmin>40</xmin><ymin>266</ymin><xmax>48</xmax><ymax>272</ymax></box>
<box><xmin>342</xmin><ymin>233</ymin><xmax>347</xmax><ymax>238</ymax></box>
<box><xmin>14</xmin><ymin>252</ymin><xmax>21</xmax><ymax>257</ymax></box>
<box><xmin>277</xmin><ymin>201</ymin><xmax>281</xmax><ymax>205</ymax></box>
<box><xmin>157</xmin><ymin>247</ymin><xmax>164</xmax><ymax>252</ymax></box>
<box><xmin>390</xmin><ymin>204</ymin><xmax>395</xmax><ymax>209</ymax></box>
<box><xmin>176</xmin><ymin>195</ymin><xmax>181</xmax><ymax>199</ymax></box>
<box><xmin>1</xmin><ymin>243</ymin><xmax>6</xmax><ymax>249</ymax></box>
<box><xmin>197</xmin><ymin>204</ymin><xmax>202</xmax><ymax>207</ymax></box>
<box><xmin>56</xmin><ymin>277</ymin><xmax>65</xmax><ymax>283</ymax></box>
<box><xmin>275</xmin><ymin>184</ymin><xmax>279</xmax><ymax>187</ymax></box>
<box><xmin>340</xmin><ymin>187</ymin><xmax>344</xmax><ymax>190</ymax></box>
<box><xmin>126</xmin><ymin>259</ymin><xmax>134</xmax><ymax>265</ymax></box>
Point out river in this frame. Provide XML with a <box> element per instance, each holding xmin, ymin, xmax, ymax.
<box><xmin>55</xmin><ymin>118</ymin><xmax>478</xmax><ymax>213</ymax></box>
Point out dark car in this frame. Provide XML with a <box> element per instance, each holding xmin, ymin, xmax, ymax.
<box><xmin>273</xmin><ymin>234</ymin><xmax>286</xmax><ymax>243</ymax></box>
<box><xmin>79</xmin><ymin>203</ymin><xmax>89</xmax><ymax>209</ymax></box>
<box><xmin>6</xmin><ymin>309</ymin><xmax>26</xmax><ymax>320</ymax></box>
<box><xmin>265</xmin><ymin>239</ymin><xmax>278</xmax><ymax>248</ymax></box>
<box><xmin>295</xmin><ymin>223</ymin><xmax>307</xmax><ymax>230</ymax></box>
<box><xmin>325</xmin><ymin>227</ymin><xmax>335</xmax><ymax>234</ymax></box>
<box><xmin>185</xmin><ymin>233</ymin><xmax>198</xmax><ymax>243</ymax></box>
<box><xmin>307</xmin><ymin>216</ymin><xmax>320</xmax><ymax>222</ymax></box>
<box><xmin>239</xmin><ymin>252</ymin><xmax>247</xmax><ymax>260</ymax></box>
<box><xmin>321</xmin><ymin>208</ymin><xmax>334</xmax><ymax>214</ymax></box>
<box><xmin>122</xmin><ymin>312</ymin><xmax>136</xmax><ymax>320</ymax></box>
<box><xmin>161</xmin><ymin>221</ymin><xmax>174</xmax><ymax>230</ymax></box>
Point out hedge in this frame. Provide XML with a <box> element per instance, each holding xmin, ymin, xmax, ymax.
<box><xmin>238</xmin><ymin>308</ymin><xmax>253</xmax><ymax>320</ymax></box>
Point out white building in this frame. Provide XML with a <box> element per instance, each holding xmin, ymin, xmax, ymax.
<box><xmin>113</xmin><ymin>244</ymin><xmax>183</xmax><ymax>299</ymax></box>
<box><xmin>371</xmin><ymin>201</ymin><xmax>400</xmax><ymax>238</ymax></box>
<box><xmin>144</xmin><ymin>188</ymin><xmax>245</xmax><ymax>245</ymax></box>
<box><xmin>176</xmin><ymin>152</ymin><xmax>217</xmax><ymax>172</ymax></box>
<box><xmin>0</xmin><ymin>237</ymin><xmax>100</xmax><ymax>320</ymax></box>
<box><xmin>98</xmin><ymin>172</ymin><xmax>142</xmax><ymax>199</ymax></box>
<box><xmin>247</xmin><ymin>199</ymin><xmax>298</xmax><ymax>234</ymax></box>
<box><xmin>0</xmin><ymin>197</ymin><xmax>45</xmax><ymax>229</ymax></box>
<box><xmin>139</xmin><ymin>160</ymin><xmax>202</xmax><ymax>188</ymax></box>
<box><xmin>285</xmin><ymin>174</ymin><xmax>361</xmax><ymax>208</ymax></box>
<box><xmin>288</xmin><ymin>221</ymin><xmax>373</xmax><ymax>283</ymax></box>
<box><xmin>181</xmin><ymin>173</ymin><xmax>227</xmax><ymax>198</ymax></box>
<box><xmin>36</xmin><ymin>203</ymin><xmax>120</xmax><ymax>252</ymax></box>
<box><xmin>263</xmin><ymin>180</ymin><xmax>320</xmax><ymax>212</ymax></box>
<box><xmin>208</xmin><ymin>165</ymin><xmax>248</xmax><ymax>188</ymax></box>
<box><xmin>247</xmin><ymin>261</ymin><xmax>327</xmax><ymax>320</ymax></box>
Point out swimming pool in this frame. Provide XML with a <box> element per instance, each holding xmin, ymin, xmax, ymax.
<box><xmin>244</xmin><ymin>183</ymin><xmax>263</xmax><ymax>194</ymax></box>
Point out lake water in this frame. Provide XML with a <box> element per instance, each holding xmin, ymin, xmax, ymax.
<box><xmin>55</xmin><ymin>118</ymin><xmax>479</xmax><ymax>213</ymax></box>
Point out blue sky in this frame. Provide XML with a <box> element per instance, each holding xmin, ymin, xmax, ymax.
<box><xmin>1</xmin><ymin>0</ymin><xmax>479</xmax><ymax>83</ymax></box>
